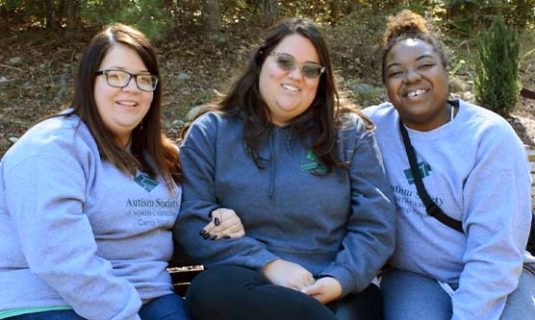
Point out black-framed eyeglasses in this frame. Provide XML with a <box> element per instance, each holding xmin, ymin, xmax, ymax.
<box><xmin>95</xmin><ymin>69</ymin><xmax>158</xmax><ymax>92</ymax></box>
<box><xmin>269</xmin><ymin>52</ymin><xmax>325</xmax><ymax>79</ymax></box>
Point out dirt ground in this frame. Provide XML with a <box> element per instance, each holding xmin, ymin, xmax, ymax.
<box><xmin>1</xmin><ymin>26</ymin><xmax>534</xmax><ymax>157</ymax></box>
<box><xmin>507</xmin><ymin>97</ymin><xmax>535</xmax><ymax>149</ymax></box>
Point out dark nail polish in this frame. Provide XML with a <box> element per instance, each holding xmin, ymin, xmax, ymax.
<box><xmin>223</xmin><ymin>235</ymin><xmax>231</xmax><ymax>239</ymax></box>
<box><xmin>199</xmin><ymin>230</ymin><xmax>207</xmax><ymax>236</ymax></box>
<box><xmin>214</xmin><ymin>217</ymin><xmax>221</xmax><ymax>226</ymax></box>
<box><xmin>203</xmin><ymin>233</ymin><xmax>210</xmax><ymax>239</ymax></box>
<box><xmin>210</xmin><ymin>235</ymin><xmax>217</xmax><ymax>240</ymax></box>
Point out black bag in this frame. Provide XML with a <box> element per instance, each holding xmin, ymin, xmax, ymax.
<box><xmin>399</xmin><ymin>119</ymin><xmax>535</xmax><ymax>255</ymax></box>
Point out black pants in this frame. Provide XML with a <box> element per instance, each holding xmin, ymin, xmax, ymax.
<box><xmin>185</xmin><ymin>265</ymin><xmax>382</xmax><ymax>320</ymax></box>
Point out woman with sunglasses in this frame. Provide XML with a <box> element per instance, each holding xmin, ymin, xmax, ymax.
<box><xmin>174</xmin><ymin>17</ymin><xmax>395</xmax><ymax>320</ymax></box>
<box><xmin>0</xmin><ymin>24</ymin><xmax>243</xmax><ymax>320</ymax></box>
<box><xmin>364</xmin><ymin>10</ymin><xmax>535</xmax><ymax>319</ymax></box>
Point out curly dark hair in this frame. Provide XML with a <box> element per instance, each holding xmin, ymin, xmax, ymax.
<box><xmin>381</xmin><ymin>10</ymin><xmax>448</xmax><ymax>83</ymax></box>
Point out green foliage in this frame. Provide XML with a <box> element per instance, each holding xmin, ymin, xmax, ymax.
<box><xmin>474</xmin><ymin>16</ymin><xmax>521</xmax><ymax>116</ymax></box>
<box><xmin>327</xmin><ymin>5</ymin><xmax>385</xmax><ymax>82</ymax></box>
<box><xmin>81</xmin><ymin>0</ymin><xmax>175</xmax><ymax>41</ymax></box>
<box><xmin>439</xmin><ymin>0</ymin><xmax>534</xmax><ymax>35</ymax></box>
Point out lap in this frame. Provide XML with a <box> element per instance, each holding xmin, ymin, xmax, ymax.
<box><xmin>140</xmin><ymin>293</ymin><xmax>191</xmax><ymax>320</ymax></box>
<box><xmin>333</xmin><ymin>283</ymin><xmax>383</xmax><ymax>320</ymax></box>
<box><xmin>382</xmin><ymin>266</ymin><xmax>535</xmax><ymax>320</ymax></box>
<box><xmin>7</xmin><ymin>294</ymin><xmax>190</xmax><ymax>320</ymax></box>
<box><xmin>6</xmin><ymin>310</ymin><xmax>84</xmax><ymax>320</ymax></box>
<box><xmin>381</xmin><ymin>268</ymin><xmax>452</xmax><ymax>320</ymax></box>
<box><xmin>185</xmin><ymin>265</ymin><xmax>336</xmax><ymax>320</ymax></box>
<box><xmin>186</xmin><ymin>265</ymin><xmax>383</xmax><ymax>320</ymax></box>
<box><xmin>501</xmin><ymin>266</ymin><xmax>535</xmax><ymax>320</ymax></box>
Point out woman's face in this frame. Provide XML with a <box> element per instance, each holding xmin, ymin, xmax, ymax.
<box><xmin>94</xmin><ymin>43</ymin><xmax>153</xmax><ymax>146</ymax></box>
<box><xmin>384</xmin><ymin>38</ymin><xmax>450</xmax><ymax>131</ymax></box>
<box><xmin>259</xmin><ymin>33</ymin><xmax>322</xmax><ymax>126</ymax></box>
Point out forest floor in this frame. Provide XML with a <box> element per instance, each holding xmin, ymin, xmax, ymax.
<box><xmin>1</xmin><ymin>23</ymin><xmax>534</xmax><ymax>158</ymax></box>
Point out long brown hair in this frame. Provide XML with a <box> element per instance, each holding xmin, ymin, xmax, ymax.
<box><xmin>68</xmin><ymin>23</ymin><xmax>181</xmax><ymax>189</ymax></box>
<box><xmin>189</xmin><ymin>17</ymin><xmax>371</xmax><ymax>172</ymax></box>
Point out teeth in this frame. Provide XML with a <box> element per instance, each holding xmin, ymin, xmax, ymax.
<box><xmin>282</xmin><ymin>84</ymin><xmax>300</xmax><ymax>92</ymax></box>
<box><xmin>407</xmin><ymin>89</ymin><xmax>426</xmax><ymax>98</ymax></box>
<box><xmin>117</xmin><ymin>101</ymin><xmax>137</xmax><ymax>106</ymax></box>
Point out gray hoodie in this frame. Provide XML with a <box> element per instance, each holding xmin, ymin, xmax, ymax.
<box><xmin>174</xmin><ymin>111</ymin><xmax>395</xmax><ymax>296</ymax></box>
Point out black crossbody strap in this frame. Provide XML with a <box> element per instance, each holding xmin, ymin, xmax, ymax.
<box><xmin>399</xmin><ymin>120</ymin><xmax>463</xmax><ymax>232</ymax></box>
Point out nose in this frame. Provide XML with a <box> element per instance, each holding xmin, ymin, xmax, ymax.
<box><xmin>123</xmin><ymin>76</ymin><xmax>139</xmax><ymax>91</ymax></box>
<box><xmin>288</xmin><ymin>65</ymin><xmax>304</xmax><ymax>80</ymax></box>
<box><xmin>403</xmin><ymin>69</ymin><xmax>422</xmax><ymax>83</ymax></box>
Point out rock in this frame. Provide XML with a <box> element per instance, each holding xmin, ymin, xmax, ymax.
<box><xmin>8</xmin><ymin>137</ymin><xmax>19</xmax><ymax>144</ymax></box>
<box><xmin>0</xmin><ymin>138</ymin><xmax>11</xmax><ymax>149</ymax></box>
<box><xmin>462</xmin><ymin>91</ymin><xmax>474</xmax><ymax>101</ymax></box>
<box><xmin>527</xmin><ymin>148</ymin><xmax>535</xmax><ymax>162</ymax></box>
<box><xmin>351</xmin><ymin>83</ymin><xmax>376</xmax><ymax>94</ymax></box>
<box><xmin>208</xmin><ymin>32</ymin><xmax>228</xmax><ymax>45</ymax></box>
<box><xmin>172</xmin><ymin>119</ymin><xmax>185</xmax><ymax>128</ymax></box>
<box><xmin>0</xmin><ymin>76</ymin><xmax>8</xmax><ymax>83</ymax></box>
<box><xmin>7</xmin><ymin>57</ymin><xmax>23</xmax><ymax>66</ymax></box>
<box><xmin>177</xmin><ymin>73</ymin><xmax>191</xmax><ymax>81</ymax></box>
<box><xmin>187</xmin><ymin>104</ymin><xmax>209</xmax><ymax>120</ymax></box>
<box><xmin>449</xmin><ymin>76</ymin><xmax>469</xmax><ymax>93</ymax></box>
<box><xmin>351</xmin><ymin>83</ymin><xmax>383</xmax><ymax>107</ymax></box>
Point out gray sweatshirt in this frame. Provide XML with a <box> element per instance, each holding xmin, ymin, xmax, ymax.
<box><xmin>0</xmin><ymin>114</ymin><xmax>180</xmax><ymax>319</ymax></box>
<box><xmin>174</xmin><ymin>111</ymin><xmax>395</xmax><ymax>296</ymax></box>
<box><xmin>364</xmin><ymin>100</ymin><xmax>534</xmax><ymax>320</ymax></box>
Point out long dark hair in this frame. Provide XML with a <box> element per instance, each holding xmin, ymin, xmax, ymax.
<box><xmin>190</xmin><ymin>17</ymin><xmax>371</xmax><ymax>172</ymax></box>
<box><xmin>69</xmin><ymin>23</ymin><xmax>181</xmax><ymax>189</ymax></box>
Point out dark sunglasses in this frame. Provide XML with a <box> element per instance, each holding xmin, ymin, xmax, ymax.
<box><xmin>269</xmin><ymin>52</ymin><xmax>325</xmax><ymax>79</ymax></box>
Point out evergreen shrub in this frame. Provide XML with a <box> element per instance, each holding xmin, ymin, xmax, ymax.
<box><xmin>474</xmin><ymin>15</ymin><xmax>521</xmax><ymax>116</ymax></box>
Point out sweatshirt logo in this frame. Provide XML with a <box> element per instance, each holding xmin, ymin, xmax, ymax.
<box><xmin>301</xmin><ymin>150</ymin><xmax>327</xmax><ymax>174</ymax></box>
<box><xmin>133</xmin><ymin>172</ymin><xmax>159</xmax><ymax>192</ymax></box>
<box><xmin>404</xmin><ymin>161</ymin><xmax>432</xmax><ymax>185</ymax></box>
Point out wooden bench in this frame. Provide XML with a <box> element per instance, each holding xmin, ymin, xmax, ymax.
<box><xmin>167</xmin><ymin>243</ymin><xmax>204</xmax><ymax>296</ymax></box>
<box><xmin>167</xmin><ymin>148</ymin><xmax>535</xmax><ymax>295</ymax></box>
<box><xmin>529</xmin><ymin>149</ymin><xmax>535</xmax><ymax>209</ymax></box>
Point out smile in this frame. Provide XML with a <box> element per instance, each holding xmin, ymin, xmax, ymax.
<box><xmin>281</xmin><ymin>84</ymin><xmax>300</xmax><ymax>92</ymax></box>
<box><xmin>116</xmin><ymin>100</ymin><xmax>138</xmax><ymax>107</ymax></box>
<box><xmin>406</xmin><ymin>89</ymin><xmax>427</xmax><ymax>98</ymax></box>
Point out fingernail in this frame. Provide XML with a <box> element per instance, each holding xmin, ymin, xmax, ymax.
<box><xmin>203</xmin><ymin>233</ymin><xmax>211</xmax><ymax>239</ymax></box>
<box><xmin>210</xmin><ymin>235</ymin><xmax>217</xmax><ymax>240</ymax></box>
<box><xmin>199</xmin><ymin>230</ymin><xmax>207</xmax><ymax>236</ymax></box>
<box><xmin>223</xmin><ymin>235</ymin><xmax>231</xmax><ymax>239</ymax></box>
<box><xmin>214</xmin><ymin>217</ymin><xmax>221</xmax><ymax>226</ymax></box>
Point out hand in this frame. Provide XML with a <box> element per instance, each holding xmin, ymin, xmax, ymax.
<box><xmin>301</xmin><ymin>277</ymin><xmax>342</xmax><ymax>304</ymax></box>
<box><xmin>262</xmin><ymin>259</ymin><xmax>315</xmax><ymax>291</ymax></box>
<box><xmin>200</xmin><ymin>208</ymin><xmax>245</xmax><ymax>240</ymax></box>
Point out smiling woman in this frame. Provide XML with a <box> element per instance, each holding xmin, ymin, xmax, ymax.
<box><xmin>94</xmin><ymin>43</ymin><xmax>155</xmax><ymax>147</ymax></box>
<box><xmin>364</xmin><ymin>9</ymin><xmax>535</xmax><ymax>320</ymax></box>
<box><xmin>0</xmin><ymin>24</ymin><xmax>191</xmax><ymax>320</ymax></box>
<box><xmin>0</xmin><ymin>23</ymin><xmax>247</xmax><ymax>320</ymax></box>
<box><xmin>174</xmin><ymin>17</ymin><xmax>395</xmax><ymax>320</ymax></box>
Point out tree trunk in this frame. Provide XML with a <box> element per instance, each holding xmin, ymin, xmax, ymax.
<box><xmin>65</xmin><ymin>0</ymin><xmax>80</xmax><ymax>39</ymax></box>
<box><xmin>261</xmin><ymin>0</ymin><xmax>278</xmax><ymax>26</ymax></box>
<box><xmin>329</xmin><ymin>0</ymin><xmax>341</xmax><ymax>25</ymax></box>
<box><xmin>201</xmin><ymin>0</ymin><xmax>220</xmax><ymax>33</ymax></box>
<box><xmin>44</xmin><ymin>0</ymin><xmax>58</xmax><ymax>29</ymax></box>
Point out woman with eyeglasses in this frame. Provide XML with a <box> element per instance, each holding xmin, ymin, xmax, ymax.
<box><xmin>174</xmin><ymin>17</ymin><xmax>395</xmax><ymax>320</ymax></box>
<box><xmin>363</xmin><ymin>10</ymin><xmax>535</xmax><ymax>320</ymax></box>
<box><xmin>0</xmin><ymin>24</ymin><xmax>243</xmax><ymax>320</ymax></box>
